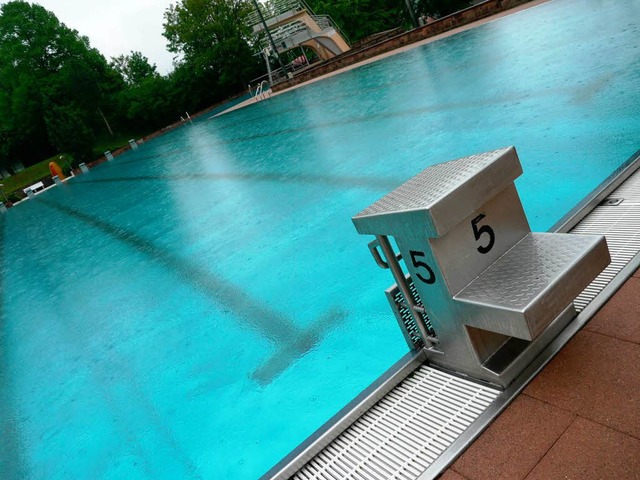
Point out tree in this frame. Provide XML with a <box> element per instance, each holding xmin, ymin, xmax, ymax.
<box><xmin>305</xmin><ymin>0</ymin><xmax>408</xmax><ymax>43</ymax></box>
<box><xmin>163</xmin><ymin>0</ymin><xmax>260</xmax><ymax>91</ymax></box>
<box><xmin>415</xmin><ymin>0</ymin><xmax>472</xmax><ymax>19</ymax></box>
<box><xmin>44</xmin><ymin>104</ymin><xmax>95</xmax><ymax>166</ymax></box>
<box><xmin>0</xmin><ymin>1</ymin><xmax>119</xmax><ymax>169</ymax></box>
<box><xmin>111</xmin><ymin>51</ymin><xmax>159</xmax><ymax>86</ymax></box>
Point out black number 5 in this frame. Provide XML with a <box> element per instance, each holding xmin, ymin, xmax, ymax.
<box><xmin>471</xmin><ymin>214</ymin><xmax>495</xmax><ymax>254</ymax></box>
<box><xmin>409</xmin><ymin>250</ymin><xmax>436</xmax><ymax>284</ymax></box>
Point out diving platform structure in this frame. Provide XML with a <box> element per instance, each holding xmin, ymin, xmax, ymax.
<box><xmin>247</xmin><ymin>0</ymin><xmax>350</xmax><ymax>69</ymax></box>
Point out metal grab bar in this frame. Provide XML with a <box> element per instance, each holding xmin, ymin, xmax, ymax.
<box><xmin>376</xmin><ymin>235</ymin><xmax>437</xmax><ymax>348</ymax></box>
<box><xmin>253</xmin><ymin>80</ymin><xmax>272</xmax><ymax>102</ymax></box>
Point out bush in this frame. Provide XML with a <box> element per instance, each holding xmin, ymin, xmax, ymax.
<box><xmin>7</xmin><ymin>192</ymin><xmax>22</xmax><ymax>203</ymax></box>
<box><xmin>45</xmin><ymin>105</ymin><xmax>96</xmax><ymax>165</ymax></box>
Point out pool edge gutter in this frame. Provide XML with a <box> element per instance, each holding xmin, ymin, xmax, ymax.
<box><xmin>261</xmin><ymin>349</ymin><xmax>427</xmax><ymax>480</ymax></box>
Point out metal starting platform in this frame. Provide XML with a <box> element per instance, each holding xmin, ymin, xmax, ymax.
<box><xmin>263</xmin><ymin>147</ymin><xmax>640</xmax><ymax>480</ymax></box>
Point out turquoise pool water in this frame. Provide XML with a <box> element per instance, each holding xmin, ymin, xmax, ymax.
<box><xmin>2</xmin><ymin>0</ymin><xmax>640</xmax><ymax>478</ymax></box>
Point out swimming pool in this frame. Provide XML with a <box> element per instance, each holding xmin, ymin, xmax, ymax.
<box><xmin>2</xmin><ymin>0</ymin><xmax>639</xmax><ymax>478</ymax></box>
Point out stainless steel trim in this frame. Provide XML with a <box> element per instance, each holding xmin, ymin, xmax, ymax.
<box><xmin>551</xmin><ymin>149</ymin><xmax>640</xmax><ymax>233</ymax></box>
<box><xmin>377</xmin><ymin>235</ymin><xmax>436</xmax><ymax>347</ymax></box>
<box><xmin>261</xmin><ymin>350</ymin><xmax>427</xmax><ymax>480</ymax></box>
<box><xmin>294</xmin><ymin>367</ymin><xmax>499</xmax><ymax>480</ymax></box>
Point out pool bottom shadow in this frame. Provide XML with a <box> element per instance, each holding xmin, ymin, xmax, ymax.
<box><xmin>251</xmin><ymin>307</ymin><xmax>348</xmax><ymax>385</ymax></box>
<box><xmin>39</xmin><ymin>199</ymin><xmax>348</xmax><ymax>386</ymax></box>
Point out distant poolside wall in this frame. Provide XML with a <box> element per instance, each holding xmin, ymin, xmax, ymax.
<box><xmin>272</xmin><ymin>0</ymin><xmax>537</xmax><ymax>92</ymax></box>
<box><xmin>79</xmin><ymin>92</ymin><xmax>248</xmax><ymax>173</ymax></box>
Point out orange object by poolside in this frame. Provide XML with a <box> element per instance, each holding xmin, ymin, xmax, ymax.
<box><xmin>49</xmin><ymin>161</ymin><xmax>65</xmax><ymax>180</ymax></box>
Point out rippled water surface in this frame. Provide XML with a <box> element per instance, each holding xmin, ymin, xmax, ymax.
<box><xmin>2</xmin><ymin>0</ymin><xmax>640</xmax><ymax>477</ymax></box>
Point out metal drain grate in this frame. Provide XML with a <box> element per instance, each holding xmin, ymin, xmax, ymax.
<box><xmin>572</xmin><ymin>168</ymin><xmax>640</xmax><ymax>311</ymax></box>
<box><xmin>293</xmin><ymin>367</ymin><xmax>499</xmax><ymax>480</ymax></box>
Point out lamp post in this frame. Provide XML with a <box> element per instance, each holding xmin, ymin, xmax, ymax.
<box><xmin>59</xmin><ymin>154</ymin><xmax>74</xmax><ymax>176</ymax></box>
<box><xmin>250</xmin><ymin>0</ymin><xmax>289</xmax><ymax>78</ymax></box>
<box><xmin>59</xmin><ymin>155</ymin><xmax>72</xmax><ymax>170</ymax></box>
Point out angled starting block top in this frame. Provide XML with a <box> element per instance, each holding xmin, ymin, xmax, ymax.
<box><xmin>353</xmin><ymin>147</ymin><xmax>523</xmax><ymax>238</ymax></box>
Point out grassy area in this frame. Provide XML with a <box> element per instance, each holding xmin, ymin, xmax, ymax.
<box><xmin>1</xmin><ymin>128</ymin><xmax>155</xmax><ymax>201</ymax></box>
<box><xmin>1</xmin><ymin>133</ymin><xmax>141</xmax><ymax>198</ymax></box>
<box><xmin>0</xmin><ymin>154</ymin><xmax>73</xmax><ymax>196</ymax></box>
<box><xmin>92</xmin><ymin>132</ymin><xmax>145</xmax><ymax>156</ymax></box>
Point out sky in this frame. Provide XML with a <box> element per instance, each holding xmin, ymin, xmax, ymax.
<box><xmin>16</xmin><ymin>0</ymin><xmax>178</xmax><ymax>74</ymax></box>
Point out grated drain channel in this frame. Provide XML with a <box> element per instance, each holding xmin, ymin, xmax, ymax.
<box><xmin>293</xmin><ymin>367</ymin><xmax>499</xmax><ymax>480</ymax></box>
<box><xmin>572</xmin><ymin>167</ymin><xmax>640</xmax><ymax>311</ymax></box>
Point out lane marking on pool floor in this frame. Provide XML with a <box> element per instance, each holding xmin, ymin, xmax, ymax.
<box><xmin>39</xmin><ymin>200</ymin><xmax>347</xmax><ymax>385</ymax></box>
<box><xmin>74</xmin><ymin>172</ymin><xmax>402</xmax><ymax>192</ymax></box>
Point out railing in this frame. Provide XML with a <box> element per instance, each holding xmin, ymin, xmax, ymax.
<box><xmin>315</xmin><ymin>14</ymin><xmax>350</xmax><ymax>45</ymax></box>
<box><xmin>270</xmin><ymin>20</ymin><xmax>308</xmax><ymax>44</ymax></box>
<box><xmin>246</xmin><ymin>0</ymin><xmax>305</xmax><ymax>27</ymax></box>
<box><xmin>253</xmin><ymin>80</ymin><xmax>272</xmax><ymax>102</ymax></box>
<box><xmin>248</xmin><ymin>0</ymin><xmax>350</xmax><ymax>48</ymax></box>
<box><xmin>257</xmin><ymin>14</ymin><xmax>350</xmax><ymax>52</ymax></box>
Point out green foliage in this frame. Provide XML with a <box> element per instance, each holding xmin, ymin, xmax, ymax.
<box><xmin>44</xmin><ymin>104</ymin><xmax>95</xmax><ymax>165</ymax></box>
<box><xmin>111</xmin><ymin>51</ymin><xmax>159</xmax><ymax>86</ymax></box>
<box><xmin>306</xmin><ymin>0</ymin><xmax>408</xmax><ymax>43</ymax></box>
<box><xmin>0</xmin><ymin>152</ymin><xmax>64</xmax><ymax>195</ymax></box>
<box><xmin>7</xmin><ymin>192</ymin><xmax>22</xmax><ymax>203</ymax></box>
<box><xmin>0</xmin><ymin>0</ymin><xmax>474</xmax><ymax>177</ymax></box>
<box><xmin>0</xmin><ymin>1</ymin><xmax>116</xmax><ymax>169</ymax></box>
<box><xmin>415</xmin><ymin>0</ymin><xmax>472</xmax><ymax>18</ymax></box>
<box><xmin>163</xmin><ymin>0</ymin><xmax>261</xmax><ymax>89</ymax></box>
<box><xmin>304</xmin><ymin>0</ymin><xmax>471</xmax><ymax>43</ymax></box>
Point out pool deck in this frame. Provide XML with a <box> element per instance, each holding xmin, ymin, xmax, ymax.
<box><xmin>441</xmin><ymin>269</ymin><xmax>640</xmax><ymax>480</ymax></box>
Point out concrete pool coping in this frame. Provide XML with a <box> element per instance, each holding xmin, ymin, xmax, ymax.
<box><xmin>263</xmin><ymin>149</ymin><xmax>640</xmax><ymax>479</ymax></box>
<box><xmin>215</xmin><ymin>0</ymin><xmax>551</xmax><ymax>118</ymax></box>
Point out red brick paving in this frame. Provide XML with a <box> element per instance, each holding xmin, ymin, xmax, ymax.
<box><xmin>439</xmin><ymin>470</ymin><xmax>469</xmax><ymax>480</ymax></box>
<box><xmin>444</xmin><ymin>276</ymin><xmax>640</xmax><ymax>479</ymax></box>
<box><xmin>524</xmin><ymin>331</ymin><xmax>640</xmax><ymax>439</ymax></box>
<box><xmin>452</xmin><ymin>396</ymin><xmax>574</xmax><ymax>480</ymax></box>
<box><xmin>525</xmin><ymin>418</ymin><xmax>640</xmax><ymax>480</ymax></box>
<box><xmin>584</xmin><ymin>277</ymin><xmax>640</xmax><ymax>344</ymax></box>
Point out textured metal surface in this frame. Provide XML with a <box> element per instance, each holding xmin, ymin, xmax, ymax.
<box><xmin>429</xmin><ymin>184</ymin><xmax>531</xmax><ymax>296</ymax></box>
<box><xmin>455</xmin><ymin>232</ymin><xmax>609</xmax><ymax>340</ymax></box>
<box><xmin>292</xmin><ymin>367</ymin><xmax>499</xmax><ymax>480</ymax></box>
<box><xmin>352</xmin><ymin>147</ymin><xmax>522</xmax><ymax>237</ymax></box>
<box><xmin>280</xmin><ymin>156</ymin><xmax>640</xmax><ymax>480</ymax></box>
<box><xmin>355</xmin><ymin>148</ymin><xmax>513</xmax><ymax>217</ymax></box>
<box><xmin>456</xmin><ymin>233</ymin><xmax>605</xmax><ymax>309</ymax></box>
